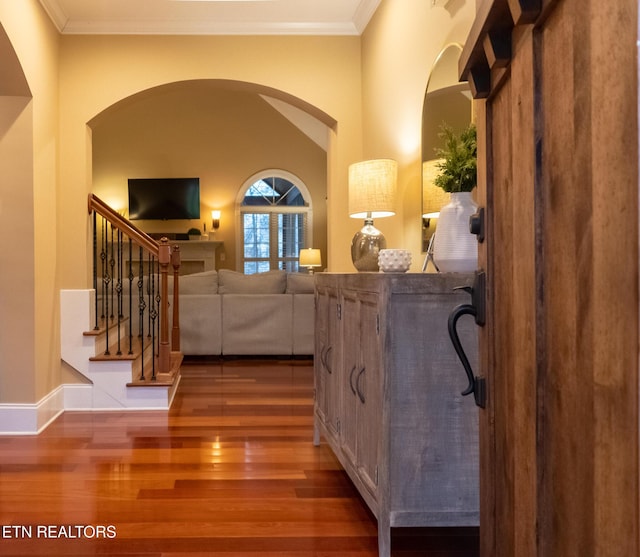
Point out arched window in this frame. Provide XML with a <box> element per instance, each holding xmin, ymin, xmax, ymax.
<box><xmin>237</xmin><ymin>170</ymin><xmax>312</xmax><ymax>274</ymax></box>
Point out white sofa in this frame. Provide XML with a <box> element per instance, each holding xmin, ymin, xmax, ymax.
<box><xmin>173</xmin><ymin>269</ymin><xmax>315</xmax><ymax>356</ymax></box>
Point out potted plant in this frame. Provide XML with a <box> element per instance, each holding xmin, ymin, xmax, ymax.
<box><xmin>187</xmin><ymin>227</ymin><xmax>202</xmax><ymax>241</ymax></box>
<box><xmin>432</xmin><ymin>123</ymin><xmax>478</xmax><ymax>272</ymax></box>
<box><xmin>434</xmin><ymin>123</ymin><xmax>477</xmax><ymax>193</ymax></box>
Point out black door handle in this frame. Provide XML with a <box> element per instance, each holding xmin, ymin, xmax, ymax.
<box><xmin>448</xmin><ymin>271</ymin><xmax>486</xmax><ymax>408</ymax></box>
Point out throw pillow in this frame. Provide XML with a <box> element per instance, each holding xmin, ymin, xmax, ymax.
<box><xmin>218</xmin><ymin>269</ymin><xmax>287</xmax><ymax>294</ymax></box>
<box><xmin>178</xmin><ymin>270</ymin><xmax>219</xmax><ymax>295</ymax></box>
<box><xmin>285</xmin><ymin>273</ymin><xmax>315</xmax><ymax>294</ymax></box>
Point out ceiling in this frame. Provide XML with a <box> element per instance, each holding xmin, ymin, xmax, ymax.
<box><xmin>38</xmin><ymin>0</ymin><xmax>382</xmax><ymax>36</ymax></box>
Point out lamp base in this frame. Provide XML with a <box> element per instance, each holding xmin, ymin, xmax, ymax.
<box><xmin>351</xmin><ymin>219</ymin><xmax>387</xmax><ymax>272</ymax></box>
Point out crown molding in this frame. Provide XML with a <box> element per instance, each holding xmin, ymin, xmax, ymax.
<box><xmin>38</xmin><ymin>0</ymin><xmax>68</xmax><ymax>32</ymax></box>
<box><xmin>60</xmin><ymin>20</ymin><xmax>360</xmax><ymax>36</ymax></box>
<box><xmin>38</xmin><ymin>0</ymin><xmax>379</xmax><ymax>36</ymax></box>
<box><xmin>353</xmin><ymin>0</ymin><xmax>382</xmax><ymax>34</ymax></box>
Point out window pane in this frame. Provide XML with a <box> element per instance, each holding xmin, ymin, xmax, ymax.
<box><xmin>278</xmin><ymin>213</ymin><xmax>305</xmax><ymax>258</ymax></box>
<box><xmin>280</xmin><ymin>260</ymin><xmax>299</xmax><ymax>273</ymax></box>
<box><xmin>242</xmin><ymin>177</ymin><xmax>305</xmax><ymax>207</ymax></box>
<box><xmin>243</xmin><ymin>213</ymin><xmax>270</xmax><ymax>259</ymax></box>
<box><xmin>240</xmin><ymin>175</ymin><xmax>309</xmax><ymax>274</ymax></box>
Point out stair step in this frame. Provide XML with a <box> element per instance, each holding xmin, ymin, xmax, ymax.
<box><xmin>89</xmin><ymin>335</ymin><xmax>151</xmax><ymax>361</ymax></box>
<box><xmin>83</xmin><ymin>315</ymin><xmax>131</xmax><ymax>337</ymax></box>
<box><xmin>127</xmin><ymin>351</ymin><xmax>183</xmax><ymax>387</ymax></box>
<box><xmin>84</xmin><ymin>316</ymin><xmax>140</xmax><ymax>356</ymax></box>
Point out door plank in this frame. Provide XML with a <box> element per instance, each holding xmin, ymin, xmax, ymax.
<box><xmin>508</xmin><ymin>24</ymin><xmax>537</xmax><ymax>557</ymax></box>
<box><xmin>589</xmin><ymin>1</ymin><xmax>639</xmax><ymax>555</ymax></box>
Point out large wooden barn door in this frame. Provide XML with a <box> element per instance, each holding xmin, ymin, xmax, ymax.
<box><xmin>460</xmin><ymin>1</ymin><xmax>639</xmax><ymax>555</ymax></box>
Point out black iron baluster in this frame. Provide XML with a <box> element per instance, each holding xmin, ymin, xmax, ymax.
<box><xmin>128</xmin><ymin>238</ymin><xmax>133</xmax><ymax>355</ymax></box>
<box><xmin>138</xmin><ymin>246</ymin><xmax>146</xmax><ymax>381</ymax></box>
<box><xmin>93</xmin><ymin>210</ymin><xmax>99</xmax><ymax>331</ymax></box>
<box><xmin>100</xmin><ymin>217</ymin><xmax>106</xmax><ymax>322</ymax></box>
<box><xmin>115</xmin><ymin>229</ymin><xmax>123</xmax><ymax>356</ymax></box>
<box><xmin>155</xmin><ymin>259</ymin><xmax>161</xmax><ymax>356</ymax></box>
<box><xmin>109</xmin><ymin>223</ymin><xmax>115</xmax><ymax>321</ymax></box>
<box><xmin>149</xmin><ymin>254</ymin><xmax>157</xmax><ymax>380</ymax></box>
<box><xmin>103</xmin><ymin>223</ymin><xmax>111</xmax><ymax>356</ymax></box>
<box><xmin>118</xmin><ymin>229</ymin><xmax>123</xmax><ymax>319</ymax></box>
<box><xmin>147</xmin><ymin>253</ymin><xmax>153</xmax><ymax>339</ymax></box>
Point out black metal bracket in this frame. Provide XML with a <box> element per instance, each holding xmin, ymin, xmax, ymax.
<box><xmin>469</xmin><ymin>207</ymin><xmax>485</xmax><ymax>244</ymax></box>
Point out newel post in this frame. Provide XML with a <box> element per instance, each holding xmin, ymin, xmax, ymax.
<box><xmin>171</xmin><ymin>246</ymin><xmax>181</xmax><ymax>351</ymax></box>
<box><xmin>158</xmin><ymin>238</ymin><xmax>171</xmax><ymax>373</ymax></box>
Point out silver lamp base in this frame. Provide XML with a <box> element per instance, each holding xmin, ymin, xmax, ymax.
<box><xmin>351</xmin><ymin>219</ymin><xmax>387</xmax><ymax>272</ymax></box>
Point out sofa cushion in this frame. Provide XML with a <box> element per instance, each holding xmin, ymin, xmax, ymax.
<box><xmin>292</xmin><ymin>293</ymin><xmax>315</xmax><ymax>354</ymax></box>
<box><xmin>221</xmin><ymin>294</ymin><xmax>293</xmax><ymax>355</ymax></box>
<box><xmin>285</xmin><ymin>272</ymin><xmax>315</xmax><ymax>294</ymax></box>
<box><xmin>177</xmin><ymin>294</ymin><xmax>222</xmax><ymax>355</ymax></box>
<box><xmin>218</xmin><ymin>269</ymin><xmax>286</xmax><ymax>294</ymax></box>
<box><xmin>178</xmin><ymin>270</ymin><xmax>218</xmax><ymax>295</ymax></box>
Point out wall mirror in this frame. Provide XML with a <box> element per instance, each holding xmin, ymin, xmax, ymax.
<box><xmin>421</xmin><ymin>43</ymin><xmax>472</xmax><ymax>253</ymax></box>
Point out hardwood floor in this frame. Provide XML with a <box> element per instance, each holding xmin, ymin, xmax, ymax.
<box><xmin>0</xmin><ymin>359</ymin><xmax>478</xmax><ymax>556</ymax></box>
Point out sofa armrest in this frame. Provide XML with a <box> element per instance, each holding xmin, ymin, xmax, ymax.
<box><xmin>176</xmin><ymin>294</ymin><xmax>222</xmax><ymax>355</ymax></box>
<box><xmin>292</xmin><ymin>294</ymin><xmax>314</xmax><ymax>355</ymax></box>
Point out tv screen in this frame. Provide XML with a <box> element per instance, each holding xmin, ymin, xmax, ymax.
<box><xmin>128</xmin><ymin>178</ymin><xmax>200</xmax><ymax>220</ymax></box>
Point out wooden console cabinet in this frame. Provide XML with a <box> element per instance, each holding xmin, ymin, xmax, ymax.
<box><xmin>313</xmin><ymin>273</ymin><xmax>479</xmax><ymax>557</ymax></box>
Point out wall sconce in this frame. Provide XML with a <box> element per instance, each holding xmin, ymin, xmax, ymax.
<box><xmin>348</xmin><ymin>159</ymin><xmax>397</xmax><ymax>272</ymax></box>
<box><xmin>299</xmin><ymin>248</ymin><xmax>322</xmax><ymax>274</ymax></box>
<box><xmin>211</xmin><ymin>210</ymin><xmax>221</xmax><ymax>230</ymax></box>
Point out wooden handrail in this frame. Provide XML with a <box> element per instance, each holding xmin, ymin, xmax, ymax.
<box><xmin>88</xmin><ymin>193</ymin><xmax>159</xmax><ymax>255</ymax></box>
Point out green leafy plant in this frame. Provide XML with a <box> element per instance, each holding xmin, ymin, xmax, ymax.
<box><xmin>434</xmin><ymin>123</ymin><xmax>477</xmax><ymax>193</ymax></box>
<box><xmin>187</xmin><ymin>227</ymin><xmax>201</xmax><ymax>235</ymax></box>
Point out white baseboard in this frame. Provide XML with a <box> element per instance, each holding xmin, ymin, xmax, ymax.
<box><xmin>8</xmin><ymin>289</ymin><xmax>177</xmax><ymax>436</ymax></box>
<box><xmin>0</xmin><ymin>382</ymin><xmax>174</xmax><ymax>435</ymax></box>
<box><xmin>0</xmin><ymin>384</ymin><xmax>66</xmax><ymax>435</ymax></box>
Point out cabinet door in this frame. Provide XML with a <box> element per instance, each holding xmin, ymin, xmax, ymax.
<box><xmin>340</xmin><ymin>291</ymin><xmax>360</xmax><ymax>466</ymax></box>
<box><xmin>356</xmin><ymin>292</ymin><xmax>381</xmax><ymax>495</ymax></box>
<box><xmin>340</xmin><ymin>289</ymin><xmax>382</xmax><ymax>498</ymax></box>
<box><xmin>314</xmin><ymin>285</ymin><xmax>340</xmax><ymax>439</ymax></box>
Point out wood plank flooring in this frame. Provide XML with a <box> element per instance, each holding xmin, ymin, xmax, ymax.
<box><xmin>0</xmin><ymin>359</ymin><xmax>478</xmax><ymax>556</ymax></box>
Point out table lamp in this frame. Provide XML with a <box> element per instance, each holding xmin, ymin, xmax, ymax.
<box><xmin>348</xmin><ymin>159</ymin><xmax>397</xmax><ymax>272</ymax></box>
<box><xmin>299</xmin><ymin>248</ymin><xmax>322</xmax><ymax>274</ymax></box>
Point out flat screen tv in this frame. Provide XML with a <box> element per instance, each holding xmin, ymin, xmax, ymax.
<box><xmin>128</xmin><ymin>178</ymin><xmax>200</xmax><ymax>220</ymax></box>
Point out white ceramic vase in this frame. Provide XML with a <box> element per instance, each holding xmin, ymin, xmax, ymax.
<box><xmin>433</xmin><ymin>192</ymin><xmax>478</xmax><ymax>273</ymax></box>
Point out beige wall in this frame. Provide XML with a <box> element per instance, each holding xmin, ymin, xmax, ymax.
<box><xmin>0</xmin><ymin>0</ymin><xmax>60</xmax><ymax>403</ymax></box>
<box><xmin>0</xmin><ymin>0</ymin><xmax>474</xmax><ymax>403</ymax></box>
<box><xmin>58</xmin><ymin>34</ymin><xmax>363</xmax><ymax>284</ymax></box>
<box><xmin>361</xmin><ymin>0</ymin><xmax>475</xmax><ymax>270</ymax></box>
<box><xmin>90</xmin><ymin>83</ymin><xmax>327</xmax><ymax>271</ymax></box>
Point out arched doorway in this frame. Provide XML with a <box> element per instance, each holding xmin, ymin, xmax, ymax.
<box><xmin>88</xmin><ymin>80</ymin><xmax>331</xmax><ymax>272</ymax></box>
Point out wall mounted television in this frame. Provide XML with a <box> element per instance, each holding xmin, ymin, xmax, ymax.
<box><xmin>128</xmin><ymin>178</ymin><xmax>200</xmax><ymax>220</ymax></box>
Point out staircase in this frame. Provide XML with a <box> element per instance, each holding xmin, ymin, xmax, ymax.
<box><xmin>58</xmin><ymin>195</ymin><xmax>183</xmax><ymax>411</ymax></box>
<box><xmin>61</xmin><ymin>290</ymin><xmax>182</xmax><ymax>410</ymax></box>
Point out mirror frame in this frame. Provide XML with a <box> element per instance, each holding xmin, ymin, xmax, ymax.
<box><xmin>421</xmin><ymin>43</ymin><xmax>471</xmax><ymax>253</ymax></box>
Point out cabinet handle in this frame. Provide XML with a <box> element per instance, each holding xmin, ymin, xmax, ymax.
<box><xmin>319</xmin><ymin>345</ymin><xmax>327</xmax><ymax>368</ymax></box>
<box><xmin>447</xmin><ymin>271</ymin><xmax>486</xmax><ymax>408</ymax></box>
<box><xmin>356</xmin><ymin>367</ymin><xmax>366</xmax><ymax>403</ymax></box>
<box><xmin>349</xmin><ymin>366</ymin><xmax>357</xmax><ymax>395</ymax></box>
<box><xmin>325</xmin><ymin>346</ymin><xmax>333</xmax><ymax>374</ymax></box>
